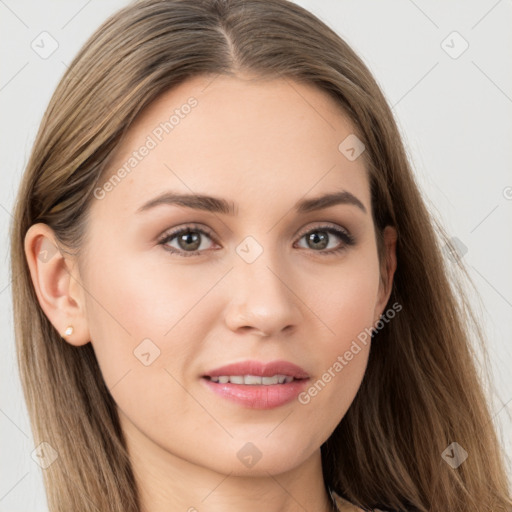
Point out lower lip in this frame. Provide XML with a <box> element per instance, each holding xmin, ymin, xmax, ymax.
<box><xmin>201</xmin><ymin>377</ymin><xmax>309</xmax><ymax>409</ymax></box>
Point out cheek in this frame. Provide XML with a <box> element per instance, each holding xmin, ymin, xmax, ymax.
<box><xmin>312</xmin><ymin>249</ymin><xmax>381</xmax><ymax>345</ymax></box>
<box><xmin>81</xmin><ymin>250</ymin><xmax>194</xmax><ymax>389</ymax></box>
<box><xmin>297</xmin><ymin>251</ymin><xmax>380</xmax><ymax>425</ymax></box>
<box><xmin>85</xmin><ymin>245</ymin><xmax>216</xmax><ymax>344</ymax></box>
<box><xmin>82</xmin><ymin>262</ymin><xmax>204</xmax><ymax>435</ymax></box>
<box><xmin>101</xmin><ymin>252</ymin><xmax>228</xmax><ymax>333</ymax></box>
<box><xmin>82</xmin><ymin>247</ymin><xmax>225</xmax><ymax>408</ymax></box>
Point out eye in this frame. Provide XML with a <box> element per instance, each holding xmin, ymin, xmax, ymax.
<box><xmin>158</xmin><ymin>224</ymin><xmax>217</xmax><ymax>257</ymax></box>
<box><xmin>158</xmin><ymin>223</ymin><xmax>355</xmax><ymax>257</ymax></box>
<box><xmin>294</xmin><ymin>224</ymin><xmax>355</xmax><ymax>255</ymax></box>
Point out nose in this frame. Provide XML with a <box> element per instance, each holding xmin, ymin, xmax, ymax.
<box><xmin>223</xmin><ymin>252</ymin><xmax>303</xmax><ymax>338</ymax></box>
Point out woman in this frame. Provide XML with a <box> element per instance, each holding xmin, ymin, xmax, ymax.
<box><xmin>10</xmin><ymin>0</ymin><xmax>511</xmax><ymax>511</ymax></box>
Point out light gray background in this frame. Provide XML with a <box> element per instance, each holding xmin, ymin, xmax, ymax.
<box><xmin>1</xmin><ymin>1</ymin><xmax>511</xmax><ymax>510</ymax></box>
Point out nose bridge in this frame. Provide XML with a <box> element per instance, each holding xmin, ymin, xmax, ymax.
<box><xmin>234</xmin><ymin>233</ymin><xmax>286</xmax><ymax>288</ymax></box>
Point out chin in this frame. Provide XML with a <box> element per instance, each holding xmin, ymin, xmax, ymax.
<box><xmin>208</xmin><ymin>439</ymin><xmax>313</xmax><ymax>477</ymax></box>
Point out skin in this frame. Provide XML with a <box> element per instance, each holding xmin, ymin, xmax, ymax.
<box><xmin>25</xmin><ymin>73</ymin><xmax>397</xmax><ymax>512</ymax></box>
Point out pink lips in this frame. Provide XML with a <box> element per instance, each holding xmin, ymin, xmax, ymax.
<box><xmin>201</xmin><ymin>360</ymin><xmax>310</xmax><ymax>409</ymax></box>
<box><xmin>203</xmin><ymin>360</ymin><xmax>309</xmax><ymax>379</ymax></box>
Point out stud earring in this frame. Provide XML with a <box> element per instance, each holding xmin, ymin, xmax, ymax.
<box><xmin>63</xmin><ymin>326</ymin><xmax>74</xmax><ymax>337</ymax></box>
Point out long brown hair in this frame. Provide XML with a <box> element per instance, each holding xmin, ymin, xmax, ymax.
<box><xmin>10</xmin><ymin>0</ymin><xmax>511</xmax><ymax>510</ymax></box>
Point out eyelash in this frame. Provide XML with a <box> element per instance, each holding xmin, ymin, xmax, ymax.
<box><xmin>158</xmin><ymin>223</ymin><xmax>356</xmax><ymax>258</ymax></box>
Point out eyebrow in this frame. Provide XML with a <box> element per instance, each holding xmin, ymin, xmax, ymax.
<box><xmin>136</xmin><ymin>190</ymin><xmax>367</xmax><ymax>215</ymax></box>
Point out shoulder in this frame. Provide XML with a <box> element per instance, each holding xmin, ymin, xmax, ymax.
<box><xmin>331</xmin><ymin>491</ymin><xmax>394</xmax><ymax>512</ymax></box>
<box><xmin>331</xmin><ymin>492</ymin><xmax>367</xmax><ymax>512</ymax></box>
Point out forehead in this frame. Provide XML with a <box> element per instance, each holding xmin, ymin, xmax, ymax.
<box><xmin>93</xmin><ymin>74</ymin><xmax>370</xmax><ymax>220</ymax></box>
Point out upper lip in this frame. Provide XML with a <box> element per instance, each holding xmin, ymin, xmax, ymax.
<box><xmin>203</xmin><ymin>360</ymin><xmax>309</xmax><ymax>379</ymax></box>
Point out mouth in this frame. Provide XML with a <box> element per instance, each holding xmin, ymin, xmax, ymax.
<box><xmin>200</xmin><ymin>360</ymin><xmax>310</xmax><ymax>409</ymax></box>
<box><xmin>202</xmin><ymin>374</ymin><xmax>304</xmax><ymax>385</ymax></box>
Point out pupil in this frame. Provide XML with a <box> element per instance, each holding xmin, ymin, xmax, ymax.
<box><xmin>180</xmin><ymin>231</ymin><xmax>200</xmax><ymax>250</ymax></box>
<box><xmin>309</xmin><ymin>231</ymin><xmax>328</xmax><ymax>249</ymax></box>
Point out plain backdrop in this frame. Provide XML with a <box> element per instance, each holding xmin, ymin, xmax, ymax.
<box><xmin>1</xmin><ymin>1</ymin><xmax>511</xmax><ymax>510</ymax></box>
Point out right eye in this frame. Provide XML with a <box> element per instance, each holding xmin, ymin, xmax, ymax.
<box><xmin>158</xmin><ymin>224</ymin><xmax>218</xmax><ymax>257</ymax></box>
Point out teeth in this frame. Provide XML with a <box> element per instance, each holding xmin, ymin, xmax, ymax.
<box><xmin>245</xmin><ymin>375</ymin><xmax>263</xmax><ymax>385</ymax></box>
<box><xmin>208</xmin><ymin>374</ymin><xmax>295</xmax><ymax>385</ymax></box>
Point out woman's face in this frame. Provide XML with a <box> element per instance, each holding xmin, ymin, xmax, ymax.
<box><xmin>68</xmin><ymin>74</ymin><xmax>395</xmax><ymax>476</ymax></box>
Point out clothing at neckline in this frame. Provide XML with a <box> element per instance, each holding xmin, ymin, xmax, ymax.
<box><xmin>330</xmin><ymin>489</ymin><xmax>398</xmax><ymax>512</ymax></box>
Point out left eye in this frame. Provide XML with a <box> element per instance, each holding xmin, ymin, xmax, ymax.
<box><xmin>159</xmin><ymin>226</ymin><xmax>216</xmax><ymax>256</ymax></box>
<box><xmin>295</xmin><ymin>226</ymin><xmax>354</xmax><ymax>253</ymax></box>
<box><xmin>158</xmin><ymin>224</ymin><xmax>355</xmax><ymax>257</ymax></box>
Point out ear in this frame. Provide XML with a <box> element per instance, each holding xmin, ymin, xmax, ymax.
<box><xmin>374</xmin><ymin>225</ymin><xmax>398</xmax><ymax>322</ymax></box>
<box><xmin>24</xmin><ymin>223</ymin><xmax>90</xmax><ymax>346</ymax></box>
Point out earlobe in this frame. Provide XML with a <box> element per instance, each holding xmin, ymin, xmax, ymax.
<box><xmin>375</xmin><ymin>225</ymin><xmax>398</xmax><ymax>320</ymax></box>
<box><xmin>24</xmin><ymin>223</ymin><xmax>90</xmax><ymax>346</ymax></box>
